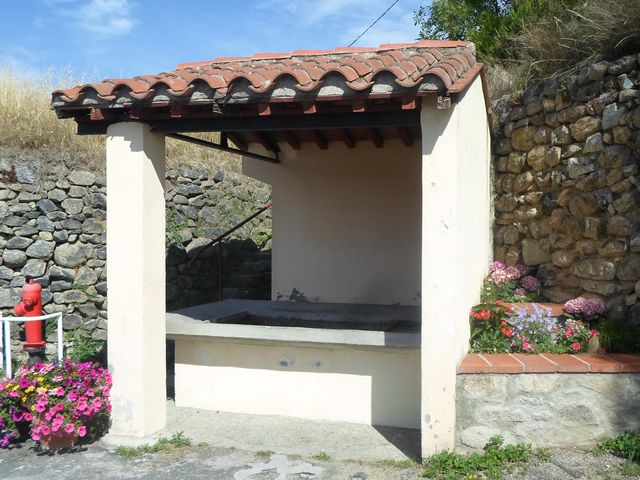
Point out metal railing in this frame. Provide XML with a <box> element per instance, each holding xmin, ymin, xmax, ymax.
<box><xmin>1</xmin><ymin>312</ymin><xmax>64</xmax><ymax>378</ymax></box>
<box><xmin>188</xmin><ymin>203</ymin><xmax>272</xmax><ymax>301</ymax></box>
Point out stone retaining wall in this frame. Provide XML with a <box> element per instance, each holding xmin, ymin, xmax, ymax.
<box><xmin>456</xmin><ymin>354</ymin><xmax>640</xmax><ymax>449</ymax></box>
<box><xmin>492</xmin><ymin>53</ymin><xmax>640</xmax><ymax>325</ymax></box>
<box><xmin>0</xmin><ymin>149</ymin><xmax>271</xmax><ymax>363</ymax></box>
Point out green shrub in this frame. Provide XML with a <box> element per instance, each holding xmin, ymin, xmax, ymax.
<box><xmin>600</xmin><ymin>431</ymin><xmax>640</xmax><ymax>463</ymax></box>
<box><xmin>420</xmin><ymin>435</ymin><xmax>544</xmax><ymax>480</ymax></box>
<box><xmin>67</xmin><ymin>328</ymin><xmax>105</xmax><ymax>363</ymax></box>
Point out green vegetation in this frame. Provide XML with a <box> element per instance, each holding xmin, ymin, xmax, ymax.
<box><xmin>312</xmin><ymin>451</ymin><xmax>331</xmax><ymax>461</ymax></box>
<box><xmin>414</xmin><ymin>0</ymin><xmax>578</xmax><ymax>62</ymax></box>
<box><xmin>600</xmin><ymin>431</ymin><xmax>640</xmax><ymax>463</ymax></box>
<box><xmin>379</xmin><ymin>458</ymin><xmax>419</xmax><ymax>469</ymax></box>
<box><xmin>166</xmin><ymin>207</ymin><xmax>185</xmax><ymax>248</ymax></box>
<box><xmin>66</xmin><ymin>328</ymin><xmax>105</xmax><ymax>363</ymax></box>
<box><xmin>115</xmin><ymin>432</ymin><xmax>192</xmax><ymax>458</ymax></box>
<box><xmin>256</xmin><ymin>450</ymin><xmax>274</xmax><ymax>458</ymax></box>
<box><xmin>414</xmin><ymin>0</ymin><xmax>640</xmax><ymax>96</ymax></box>
<box><xmin>420</xmin><ymin>435</ymin><xmax>548</xmax><ymax>480</ymax></box>
<box><xmin>599</xmin><ymin>319</ymin><xmax>640</xmax><ymax>354</ymax></box>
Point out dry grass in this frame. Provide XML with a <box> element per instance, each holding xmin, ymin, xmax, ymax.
<box><xmin>483</xmin><ymin>0</ymin><xmax>640</xmax><ymax>99</ymax></box>
<box><xmin>0</xmin><ymin>69</ymin><xmax>239</xmax><ymax>173</ymax></box>
<box><xmin>512</xmin><ymin>0</ymin><xmax>640</xmax><ymax>84</ymax></box>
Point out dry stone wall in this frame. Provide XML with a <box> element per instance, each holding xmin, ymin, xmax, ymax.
<box><xmin>0</xmin><ymin>149</ymin><xmax>271</xmax><ymax>362</ymax></box>
<box><xmin>492</xmin><ymin>53</ymin><xmax>640</xmax><ymax>325</ymax></box>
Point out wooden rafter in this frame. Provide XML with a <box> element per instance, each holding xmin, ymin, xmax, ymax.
<box><xmin>227</xmin><ymin>132</ymin><xmax>247</xmax><ymax>151</ymax></box>
<box><xmin>310</xmin><ymin>130</ymin><xmax>328</xmax><ymax>150</ymax></box>
<box><xmin>282</xmin><ymin>130</ymin><xmax>301</xmax><ymax>150</ymax></box>
<box><xmin>254</xmin><ymin>132</ymin><xmax>280</xmax><ymax>153</ymax></box>
<box><xmin>339</xmin><ymin>129</ymin><xmax>356</xmax><ymax>148</ymax></box>
<box><xmin>397</xmin><ymin>127</ymin><xmax>413</xmax><ymax>147</ymax></box>
<box><xmin>368</xmin><ymin>128</ymin><xmax>383</xmax><ymax>148</ymax></box>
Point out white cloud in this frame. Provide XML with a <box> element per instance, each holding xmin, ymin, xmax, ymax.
<box><xmin>43</xmin><ymin>0</ymin><xmax>139</xmax><ymax>36</ymax></box>
<box><xmin>76</xmin><ymin>0</ymin><xmax>138</xmax><ymax>35</ymax></box>
<box><xmin>254</xmin><ymin>0</ymin><xmax>421</xmax><ymax>47</ymax></box>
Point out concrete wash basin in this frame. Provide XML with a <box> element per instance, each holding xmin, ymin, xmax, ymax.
<box><xmin>167</xmin><ymin>299</ymin><xmax>421</xmax><ymax>347</ymax></box>
<box><xmin>166</xmin><ymin>299</ymin><xmax>421</xmax><ymax>428</ymax></box>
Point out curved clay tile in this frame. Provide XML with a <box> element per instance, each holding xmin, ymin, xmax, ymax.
<box><xmin>399</xmin><ymin>60</ymin><xmax>419</xmax><ymax>77</ymax></box>
<box><xmin>88</xmin><ymin>82</ymin><xmax>118</xmax><ymax>97</ymax></box>
<box><xmin>52</xmin><ymin>86</ymin><xmax>83</xmax><ymax>102</ymax></box>
<box><xmin>364</xmin><ymin>58</ymin><xmax>386</xmax><ymax>71</ymax></box>
<box><xmin>344</xmin><ymin>78</ymin><xmax>374</xmax><ymax>91</ymax></box>
<box><xmin>51</xmin><ymin>41</ymin><xmax>480</xmax><ymax>111</ymax></box>
<box><xmin>299</xmin><ymin>61</ymin><xmax>329</xmax><ymax>80</ymax></box>
<box><xmin>460</xmin><ymin>49</ymin><xmax>476</xmax><ymax>66</ymax></box>
<box><xmin>340</xmin><ymin>59</ymin><xmax>372</xmax><ymax>77</ymax></box>
<box><xmin>423</xmin><ymin>67</ymin><xmax>453</xmax><ymax>88</ymax></box>
<box><xmin>449</xmin><ymin>53</ymin><xmax>472</xmax><ymax>69</ymax></box>
<box><xmin>374</xmin><ymin>53</ymin><xmax>398</xmax><ymax>68</ymax></box>
<box><xmin>152</xmin><ymin>78</ymin><xmax>190</xmax><ymax>92</ymax></box>
<box><xmin>406</xmin><ymin>55</ymin><xmax>428</xmax><ymax>71</ymax></box>
<box><xmin>444</xmin><ymin>58</ymin><xmax>465</xmax><ymax>77</ymax></box>
<box><xmin>201</xmin><ymin>75</ymin><xmax>228</xmax><ymax>90</ymax></box>
<box><xmin>128</xmin><ymin>89</ymin><xmax>156</xmax><ymax>100</ymax></box>
<box><xmin>436</xmin><ymin>62</ymin><xmax>458</xmax><ymax>82</ymax></box>
<box><xmin>428</xmin><ymin>49</ymin><xmax>444</xmax><ymax>61</ymax></box>
<box><xmin>335</xmin><ymin>65</ymin><xmax>360</xmax><ymax>82</ymax></box>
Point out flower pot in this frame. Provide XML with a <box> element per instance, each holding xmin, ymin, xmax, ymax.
<box><xmin>38</xmin><ymin>430</ymin><xmax>77</xmax><ymax>450</ymax></box>
<box><xmin>588</xmin><ymin>335</ymin><xmax>601</xmax><ymax>354</ymax></box>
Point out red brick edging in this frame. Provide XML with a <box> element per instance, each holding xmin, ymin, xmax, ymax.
<box><xmin>459</xmin><ymin>353</ymin><xmax>640</xmax><ymax>374</ymax></box>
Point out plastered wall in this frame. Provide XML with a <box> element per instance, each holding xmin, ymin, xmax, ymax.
<box><xmin>243</xmin><ymin>140</ymin><xmax>421</xmax><ymax>306</ymax></box>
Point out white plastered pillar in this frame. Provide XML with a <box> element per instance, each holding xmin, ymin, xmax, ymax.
<box><xmin>420</xmin><ymin>78</ymin><xmax>492</xmax><ymax>456</ymax></box>
<box><xmin>106</xmin><ymin>122</ymin><xmax>167</xmax><ymax>437</ymax></box>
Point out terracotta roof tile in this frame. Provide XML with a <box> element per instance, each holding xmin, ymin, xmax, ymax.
<box><xmin>52</xmin><ymin>40</ymin><xmax>480</xmax><ymax>113</ymax></box>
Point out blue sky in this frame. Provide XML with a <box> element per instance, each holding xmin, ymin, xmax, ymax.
<box><xmin>1</xmin><ymin>0</ymin><xmax>426</xmax><ymax>83</ymax></box>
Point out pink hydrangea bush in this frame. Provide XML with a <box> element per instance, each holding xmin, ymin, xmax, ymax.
<box><xmin>0</xmin><ymin>360</ymin><xmax>111</xmax><ymax>449</ymax></box>
<box><xmin>564</xmin><ymin>296</ymin><xmax>606</xmax><ymax>317</ymax></box>
<box><xmin>481</xmin><ymin>262</ymin><xmax>540</xmax><ymax>303</ymax></box>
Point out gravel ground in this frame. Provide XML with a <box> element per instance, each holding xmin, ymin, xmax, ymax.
<box><xmin>0</xmin><ymin>440</ymin><xmax>636</xmax><ymax>480</ymax></box>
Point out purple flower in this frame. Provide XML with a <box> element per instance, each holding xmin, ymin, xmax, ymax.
<box><xmin>490</xmin><ymin>269</ymin><xmax>511</xmax><ymax>285</ymax></box>
<box><xmin>521</xmin><ymin>275</ymin><xmax>540</xmax><ymax>292</ymax></box>
<box><xmin>489</xmin><ymin>261</ymin><xmax>506</xmax><ymax>272</ymax></box>
<box><xmin>564</xmin><ymin>297</ymin><xmax>605</xmax><ymax>315</ymax></box>
<box><xmin>514</xmin><ymin>288</ymin><xmax>528</xmax><ymax>296</ymax></box>
<box><xmin>505</xmin><ymin>266</ymin><xmax>521</xmax><ymax>280</ymax></box>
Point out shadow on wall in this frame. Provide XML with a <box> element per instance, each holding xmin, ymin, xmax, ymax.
<box><xmin>166</xmin><ymin>238</ymin><xmax>271</xmax><ymax>311</ymax></box>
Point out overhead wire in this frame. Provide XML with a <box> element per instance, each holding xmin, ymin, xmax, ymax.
<box><xmin>347</xmin><ymin>0</ymin><xmax>401</xmax><ymax>47</ymax></box>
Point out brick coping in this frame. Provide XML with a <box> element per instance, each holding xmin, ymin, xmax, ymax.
<box><xmin>459</xmin><ymin>353</ymin><xmax>640</xmax><ymax>374</ymax></box>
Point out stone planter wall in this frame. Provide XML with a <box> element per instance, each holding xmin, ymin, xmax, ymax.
<box><xmin>457</xmin><ymin>353</ymin><xmax>640</xmax><ymax>449</ymax></box>
<box><xmin>492</xmin><ymin>53</ymin><xmax>640</xmax><ymax>325</ymax></box>
<box><xmin>0</xmin><ymin>149</ymin><xmax>271</xmax><ymax>363</ymax></box>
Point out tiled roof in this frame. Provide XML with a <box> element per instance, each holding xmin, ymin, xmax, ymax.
<box><xmin>51</xmin><ymin>40</ymin><xmax>481</xmax><ymax>110</ymax></box>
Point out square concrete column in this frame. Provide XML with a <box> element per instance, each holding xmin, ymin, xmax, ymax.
<box><xmin>420</xmin><ymin>80</ymin><xmax>492</xmax><ymax>456</ymax></box>
<box><xmin>106</xmin><ymin>122</ymin><xmax>166</xmax><ymax>437</ymax></box>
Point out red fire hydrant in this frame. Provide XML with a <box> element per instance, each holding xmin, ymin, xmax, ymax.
<box><xmin>14</xmin><ymin>279</ymin><xmax>46</xmax><ymax>352</ymax></box>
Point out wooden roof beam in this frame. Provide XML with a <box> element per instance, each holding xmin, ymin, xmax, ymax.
<box><xmin>397</xmin><ymin>126</ymin><xmax>413</xmax><ymax>147</ymax></box>
<box><xmin>282</xmin><ymin>130</ymin><xmax>301</xmax><ymax>150</ymax></box>
<box><xmin>226</xmin><ymin>132</ymin><xmax>247</xmax><ymax>151</ymax></box>
<box><xmin>310</xmin><ymin>130</ymin><xmax>328</xmax><ymax>150</ymax></box>
<box><xmin>254</xmin><ymin>131</ymin><xmax>280</xmax><ymax>154</ymax></box>
<box><xmin>340</xmin><ymin>129</ymin><xmax>356</xmax><ymax>149</ymax></box>
<box><xmin>369</xmin><ymin>128</ymin><xmax>383</xmax><ymax>148</ymax></box>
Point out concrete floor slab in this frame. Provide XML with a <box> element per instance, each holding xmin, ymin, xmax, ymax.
<box><xmin>105</xmin><ymin>400</ymin><xmax>421</xmax><ymax>463</ymax></box>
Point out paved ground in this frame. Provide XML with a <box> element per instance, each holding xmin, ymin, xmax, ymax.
<box><xmin>0</xmin><ymin>440</ymin><xmax>635</xmax><ymax>480</ymax></box>
<box><xmin>0</xmin><ymin>402</ymin><xmax>635</xmax><ymax>479</ymax></box>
